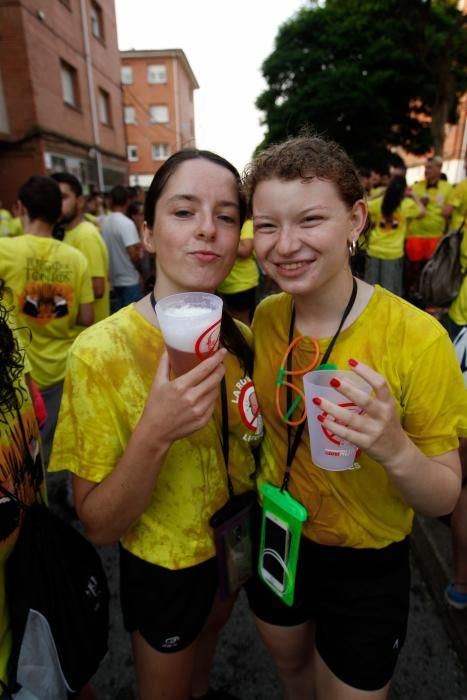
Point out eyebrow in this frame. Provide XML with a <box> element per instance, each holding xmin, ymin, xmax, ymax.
<box><xmin>167</xmin><ymin>194</ymin><xmax>239</xmax><ymax>209</ymax></box>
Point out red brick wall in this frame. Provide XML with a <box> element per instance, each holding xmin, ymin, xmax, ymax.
<box><xmin>122</xmin><ymin>54</ymin><xmax>196</xmax><ymax>178</ymax></box>
<box><xmin>0</xmin><ymin>0</ymin><xmax>125</xmax><ymax>154</ymax></box>
<box><xmin>0</xmin><ymin>3</ymin><xmax>36</xmax><ymax>139</ymax></box>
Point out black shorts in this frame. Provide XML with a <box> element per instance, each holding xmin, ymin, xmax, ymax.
<box><xmin>120</xmin><ymin>546</ymin><xmax>218</xmax><ymax>653</ymax></box>
<box><xmin>221</xmin><ymin>287</ymin><xmax>257</xmax><ymax>314</ymax></box>
<box><xmin>245</xmin><ymin>533</ymin><xmax>410</xmax><ymax>691</ymax></box>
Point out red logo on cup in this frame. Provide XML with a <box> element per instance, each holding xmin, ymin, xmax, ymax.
<box><xmin>319</xmin><ymin>402</ymin><xmax>365</xmax><ymax>445</ymax></box>
<box><xmin>194</xmin><ymin>319</ymin><xmax>221</xmax><ymax>360</ymax></box>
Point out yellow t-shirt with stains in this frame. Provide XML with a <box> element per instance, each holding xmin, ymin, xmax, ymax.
<box><xmin>252</xmin><ymin>286</ymin><xmax>467</xmax><ymax>549</ymax></box>
<box><xmin>49</xmin><ymin>305</ymin><xmax>263</xmax><ymax>569</ymax></box>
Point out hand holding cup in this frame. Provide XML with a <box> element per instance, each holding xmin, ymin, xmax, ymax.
<box><xmin>142</xmin><ymin>348</ymin><xmax>227</xmax><ymax>446</ymax></box>
<box><xmin>307</xmin><ymin>359</ymin><xmax>408</xmax><ymax>471</ymax></box>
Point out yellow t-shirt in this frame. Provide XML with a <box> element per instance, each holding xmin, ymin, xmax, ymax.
<box><xmin>0</xmin><ymin>363</ymin><xmax>44</xmax><ymax>688</ymax></box>
<box><xmin>49</xmin><ymin>305</ymin><xmax>264</xmax><ymax>569</ymax></box>
<box><xmin>8</xmin><ymin>218</ymin><xmax>24</xmax><ymax>237</ymax></box>
<box><xmin>446</xmin><ymin>179</ymin><xmax>467</xmax><ymax>233</ymax></box>
<box><xmin>217</xmin><ymin>220</ymin><xmax>259</xmax><ymax>295</ymax></box>
<box><xmin>252</xmin><ymin>286</ymin><xmax>467</xmax><ymax>549</ymax></box>
<box><xmin>0</xmin><ymin>210</ymin><xmax>12</xmax><ymax>237</ymax></box>
<box><xmin>367</xmin><ymin>196</ymin><xmax>422</xmax><ymax>259</ymax></box>
<box><xmin>64</xmin><ymin>221</ymin><xmax>110</xmax><ymax>323</ymax></box>
<box><xmin>448</xmin><ymin>221</ymin><xmax>467</xmax><ymax>326</ymax></box>
<box><xmin>407</xmin><ymin>179</ymin><xmax>452</xmax><ymax>238</ymax></box>
<box><xmin>0</xmin><ymin>234</ymin><xmax>94</xmax><ymax>389</ymax></box>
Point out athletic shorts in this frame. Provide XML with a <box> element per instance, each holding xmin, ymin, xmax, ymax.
<box><xmin>120</xmin><ymin>546</ymin><xmax>218</xmax><ymax>653</ymax></box>
<box><xmin>245</xmin><ymin>534</ymin><xmax>410</xmax><ymax>691</ymax></box>
<box><xmin>405</xmin><ymin>236</ymin><xmax>441</xmax><ymax>262</ymax></box>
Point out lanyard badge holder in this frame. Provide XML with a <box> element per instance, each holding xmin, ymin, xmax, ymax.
<box><xmin>258</xmin><ymin>482</ymin><xmax>307</xmax><ymax>606</ymax></box>
<box><xmin>209</xmin><ymin>378</ymin><xmax>256</xmax><ymax>598</ymax></box>
<box><xmin>259</xmin><ymin>278</ymin><xmax>358</xmax><ymax>606</ymax></box>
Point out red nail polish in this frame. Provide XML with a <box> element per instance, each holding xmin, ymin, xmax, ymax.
<box><xmin>348</xmin><ymin>358</ymin><xmax>358</xmax><ymax>367</ymax></box>
<box><xmin>312</xmin><ymin>397</ymin><xmax>321</xmax><ymax>406</ymax></box>
<box><xmin>317</xmin><ymin>414</ymin><xmax>324</xmax><ymax>422</ymax></box>
<box><xmin>330</xmin><ymin>378</ymin><xmax>340</xmax><ymax>388</ymax></box>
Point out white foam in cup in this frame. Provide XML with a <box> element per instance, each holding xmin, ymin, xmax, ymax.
<box><xmin>303</xmin><ymin>369</ymin><xmax>372</xmax><ymax>471</ymax></box>
<box><xmin>155</xmin><ymin>292</ymin><xmax>223</xmax><ymax>375</ymax></box>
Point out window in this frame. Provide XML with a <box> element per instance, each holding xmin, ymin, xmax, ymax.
<box><xmin>152</xmin><ymin>143</ymin><xmax>170</xmax><ymax>160</ymax></box>
<box><xmin>98</xmin><ymin>89</ymin><xmax>111</xmax><ymax>125</ymax></box>
<box><xmin>127</xmin><ymin>145</ymin><xmax>138</xmax><ymax>162</ymax></box>
<box><xmin>121</xmin><ymin>65</ymin><xmax>133</xmax><ymax>85</ymax></box>
<box><xmin>147</xmin><ymin>64</ymin><xmax>167</xmax><ymax>84</ymax></box>
<box><xmin>61</xmin><ymin>61</ymin><xmax>78</xmax><ymax>108</ymax></box>
<box><xmin>149</xmin><ymin>104</ymin><xmax>169</xmax><ymax>124</ymax></box>
<box><xmin>123</xmin><ymin>105</ymin><xmax>136</xmax><ymax>124</ymax></box>
<box><xmin>90</xmin><ymin>1</ymin><xmax>104</xmax><ymax>41</ymax></box>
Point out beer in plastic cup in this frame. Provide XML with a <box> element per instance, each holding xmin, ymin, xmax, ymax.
<box><xmin>303</xmin><ymin>369</ymin><xmax>372</xmax><ymax>471</ymax></box>
<box><xmin>155</xmin><ymin>292</ymin><xmax>223</xmax><ymax>376</ymax></box>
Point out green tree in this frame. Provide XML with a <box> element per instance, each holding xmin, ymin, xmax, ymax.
<box><xmin>256</xmin><ymin>0</ymin><xmax>467</xmax><ymax>165</ymax></box>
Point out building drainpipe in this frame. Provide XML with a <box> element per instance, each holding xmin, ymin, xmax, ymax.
<box><xmin>79</xmin><ymin>0</ymin><xmax>104</xmax><ymax>191</ymax></box>
<box><xmin>173</xmin><ymin>58</ymin><xmax>181</xmax><ymax>150</ymax></box>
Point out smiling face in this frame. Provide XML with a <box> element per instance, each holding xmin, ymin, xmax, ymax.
<box><xmin>252</xmin><ymin>176</ymin><xmax>366</xmax><ymax>301</ymax></box>
<box><xmin>143</xmin><ymin>158</ymin><xmax>241</xmax><ymax>298</ymax></box>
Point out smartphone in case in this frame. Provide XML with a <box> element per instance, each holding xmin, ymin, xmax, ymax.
<box><xmin>261</xmin><ymin>512</ymin><xmax>291</xmax><ymax>594</ymax></box>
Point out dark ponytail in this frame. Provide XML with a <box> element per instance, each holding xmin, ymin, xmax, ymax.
<box><xmin>220</xmin><ymin>310</ymin><xmax>253</xmax><ymax>376</ymax></box>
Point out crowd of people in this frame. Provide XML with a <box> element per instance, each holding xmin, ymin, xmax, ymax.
<box><xmin>0</xmin><ymin>136</ymin><xmax>466</xmax><ymax>700</ymax></box>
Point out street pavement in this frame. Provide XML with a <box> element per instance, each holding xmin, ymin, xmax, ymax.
<box><xmin>48</xmin><ymin>474</ymin><xmax>467</xmax><ymax>700</ymax></box>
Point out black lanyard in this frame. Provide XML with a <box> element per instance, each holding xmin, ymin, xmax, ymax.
<box><xmin>149</xmin><ymin>290</ymin><xmax>232</xmax><ymax>496</ymax></box>
<box><xmin>282</xmin><ymin>277</ymin><xmax>358</xmax><ymax>491</ymax></box>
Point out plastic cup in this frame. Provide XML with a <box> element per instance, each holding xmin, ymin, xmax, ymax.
<box><xmin>303</xmin><ymin>369</ymin><xmax>372</xmax><ymax>471</ymax></box>
<box><xmin>155</xmin><ymin>292</ymin><xmax>223</xmax><ymax>376</ymax></box>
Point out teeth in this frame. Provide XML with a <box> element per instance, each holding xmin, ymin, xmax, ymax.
<box><xmin>279</xmin><ymin>262</ymin><xmax>307</xmax><ymax>270</ymax></box>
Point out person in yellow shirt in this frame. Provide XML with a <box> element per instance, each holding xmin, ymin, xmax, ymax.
<box><xmin>0</xmin><ymin>278</ymin><xmax>45</xmax><ymax>694</ymax></box>
<box><xmin>405</xmin><ymin>156</ymin><xmax>452</xmax><ymax>297</ymax></box>
<box><xmin>441</xmin><ymin>153</ymin><xmax>467</xmax><ymax>337</ymax></box>
<box><xmin>365</xmin><ymin>176</ymin><xmax>425</xmax><ymax>297</ymax></box>
<box><xmin>242</xmin><ymin>135</ymin><xmax>467</xmax><ymax>699</ymax></box>
<box><xmin>0</xmin><ymin>176</ymin><xmax>94</xmax><ymax>464</ymax></box>
<box><xmin>84</xmin><ymin>191</ymin><xmax>106</xmax><ymax>230</ymax></box>
<box><xmin>217</xmin><ymin>219</ymin><xmax>259</xmax><ymax>324</ymax></box>
<box><xmin>49</xmin><ymin>149</ymin><xmax>263</xmax><ymax>700</ymax></box>
<box><xmin>0</xmin><ymin>201</ymin><xmax>12</xmax><ymax>237</ymax></box>
<box><xmin>52</xmin><ymin>173</ymin><xmax>110</xmax><ymax>323</ymax></box>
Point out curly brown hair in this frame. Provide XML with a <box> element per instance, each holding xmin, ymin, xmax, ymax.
<box><xmin>243</xmin><ymin>135</ymin><xmax>364</xmax><ymax>211</ymax></box>
<box><xmin>0</xmin><ymin>279</ymin><xmax>25</xmax><ymax>416</ymax></box>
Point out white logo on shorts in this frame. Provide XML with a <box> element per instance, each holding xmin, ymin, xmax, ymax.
<box><xmin>393</xmin><ymin>638</ymin><xmax>400</xmax><ymax>650</ymax></box>
<box><xmin>162</xmin><ymin>635</ymin><xmax>181</xmax><ymax>650</ymax></box>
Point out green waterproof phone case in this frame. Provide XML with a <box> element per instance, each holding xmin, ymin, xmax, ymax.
<box><xmin>258</xmin><ymin>483</ymin><xmax>308</xmax><ymax>607</ymax></box>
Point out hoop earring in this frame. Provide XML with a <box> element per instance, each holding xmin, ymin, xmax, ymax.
<box><xmin>348</xmin><ymin>240</ymin><xmax>357</xmax><ymax>257</ymax></box>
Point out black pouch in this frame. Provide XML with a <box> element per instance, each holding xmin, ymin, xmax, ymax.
<box><xmin>210</xmin><ymin>490</ymin><xmax>256</xmax><ymax>598</ymax></box>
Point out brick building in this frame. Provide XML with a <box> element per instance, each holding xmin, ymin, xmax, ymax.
<box><xmin>0</xmin><ymin>0</ymin><xmax>127</xmax><ymax>209</ymax></box>
<box><xmin>120</xmin><ymin>49</ymin><xmax>198</xmax><ymax>188</ymax></box>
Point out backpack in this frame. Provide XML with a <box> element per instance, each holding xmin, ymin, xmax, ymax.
<box><xmin>3</xmin><ymin>498</ymin><xmax>110</xmax><ymax>699</ymax></box>
<box><xmin>418</xmin><ymin>221</ymin><xmax>466</xmax><ymax>307</ymax></box>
